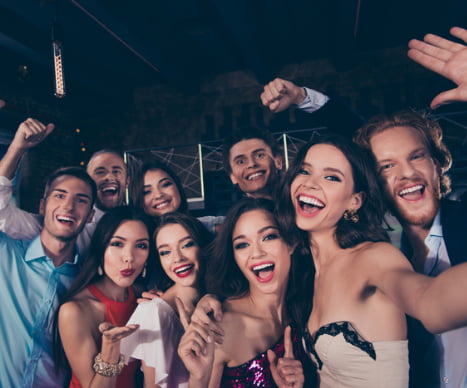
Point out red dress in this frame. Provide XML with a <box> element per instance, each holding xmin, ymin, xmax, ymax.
<box><xmin>68</xmin><ymin>284</ymin><xmax>139</xmax><ymax>388</ymax></box>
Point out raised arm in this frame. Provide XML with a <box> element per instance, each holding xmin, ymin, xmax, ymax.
<box><xmin>0</xmin><ymin>118</ymin><xmax>55</xmax><ymax>180</ymax></box>
<box><xmin>408</xmin><ymin>26</ymin><xmax>467</xmax><ymax>109</ymax></box>
<box><xmin>369</xmin><ymin>242</ymin><xmax>467</xmax><ymax>333</ymax></box>
<box><xmin>0</xmin><ymin>119</ymin><xmax>54</xmax><ymax>240</ymax></box>
<box><xmin>261</xmin><ymin>78</ymin><xmax>307</xmax><ymax>113</ymax></box>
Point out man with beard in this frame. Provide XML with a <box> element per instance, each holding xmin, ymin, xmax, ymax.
<box><xmin>0</xmin><ymin>118</ymin><xmax>128</xmax><ymax>253</ymax></box>
<box><xmin>0</xmin><ymin>166</ymin><xmax>96</xmax><ymax>387</ymax></box>
<box><xmin>354</xmin><ymin>111</ymin><xmax>467</xmax><ymax>387</ymax></box>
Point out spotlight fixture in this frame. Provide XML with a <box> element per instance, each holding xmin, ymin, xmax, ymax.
<box><xmin>52</xmin><ymin>22</ymin><xmax>66</xmax><ymax>98</ymax></box>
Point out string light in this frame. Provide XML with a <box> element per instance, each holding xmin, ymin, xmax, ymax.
<box><xmin>52</xmin><ymin>22</ymin><xmax>66</xmax><ymax>98</ymax></box>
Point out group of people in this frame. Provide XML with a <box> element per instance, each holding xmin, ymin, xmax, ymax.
<box><xmin>0</xmin><ymin>26</ymin><xmax>467</xmax><ymax>387</ymax></box>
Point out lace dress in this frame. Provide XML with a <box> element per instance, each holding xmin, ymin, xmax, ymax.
<box><xmin>303</xmin><ymin>321</ymin><xmax>408</xmax><ymax>388</ymax></box>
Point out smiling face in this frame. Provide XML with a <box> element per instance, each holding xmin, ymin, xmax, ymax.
<box><xmin>228</xmin><ymin>138</ymin><xmax>282</xmax><ymax>199</ymax></box>
<box><xmin>291</xmin><ymin>144</ymin><xmax>363</xmax><ymax>234</ymax></box>
<box><xmin>87</xmin><ymin>152</ymin><xmax>128</xmax><ymax>211</ymax></box>
<box><xmin>232</xmin><ymin>209</ymin><xmax>291</xmax><ymax>295</ymax></box>
<box><xmin>102</xmin><ymin>220</ymin><xmax>150</xmax><ymax>288</ymax></box>
<box><xmin>40</xmin><ymin>175</ymin><xmax>94</xmax><ymax>242</ymax></box>
<box><xmin>369</xmin><ymin>126</ymin><xmax>440</xmax><ymax>227</ymax></box>
<box><xmin>143</xmin><ymin>169</ymin><xmax>182</xmax><ymax>217</ymax></box>
<box><xmin>156</xmin><ymin>223</ymin><xmax>200</xmax><ymax>287</ymax></box>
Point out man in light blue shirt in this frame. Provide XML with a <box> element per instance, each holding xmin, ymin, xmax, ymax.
<box><xmin>0</xmin><ymin>166</ymin><xmax>96</xmax><ymax>387</ymax></box>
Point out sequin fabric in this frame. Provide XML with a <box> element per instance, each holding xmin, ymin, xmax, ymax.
<box><xmin>220</xmin><ymin>325</ymin><xmax>317</xmax><ymax>387</ymax></box>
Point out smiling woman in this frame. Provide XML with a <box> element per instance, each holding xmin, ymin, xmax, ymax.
<box><xmin>177</xmin><ymin>198</ymin><xmax>316</xmax><ymax>387</ymax></box>
<box><xmin>120</xmin><ymin>212</ymin><xmax>213</xmax><ymax>387</ymax></box>
<box><xmin>53</xmin><ymin>206</ymin><xmax>155</xmax><ymax>388</ymax></box>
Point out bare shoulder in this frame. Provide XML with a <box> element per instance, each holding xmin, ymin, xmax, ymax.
<box><xmin>356</xmin><ymin>241</ymin><xmax>412</xmax><ymax>271</ymax></box>
<box><xmin>59</xmin><ymin>289</ymin><xmax>100</xmax><ymax>328</ymax></box>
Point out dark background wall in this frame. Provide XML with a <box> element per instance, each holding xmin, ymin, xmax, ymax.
<box><xmin>3</xmin><ymin>45</ymin><xmax>465</xmax><ymax>212</ymax></box>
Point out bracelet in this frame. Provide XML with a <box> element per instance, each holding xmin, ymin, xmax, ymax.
<box><xmin>92</xmin><ymin>352</ymin><xmax>124</xmax><ymax>377</ymax></box>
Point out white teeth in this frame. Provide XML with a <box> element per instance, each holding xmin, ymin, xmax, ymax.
<box><xmin>57</xmin><ymin>216</ymin><xmax>73</xmax><ymax>222</ymax></box>
<box><xmin>298</xmin><ymin>195</ymin><xmax>324</xmax><ymax>208</ymax></box>
<box><xmin>399</xmin><ymin>184</ymin><xmax>424</xmax><ymax>196</ymax></box>
<box><xmin>252</xmin><ymin>263</ymin><xmax>274</xmax><ymax>272</ymax></box>
<box><xmin>175</xmin><ymin>264</ymin><xmax>193</xmax><ymax>274</ymax></box>
<box><xmin>247</xmin><ymin>172</ymin><xmax>263</xmax><ymax>180</ymax></box>
<box><xmin>155</xmin><ymin>201</ymin><xmax>169</xmax><ymax>209</ymax></box>
<box><xmin>102</xmin><ymin>187</ymin><xmax>117</xmax><ymax>194</ymax></box>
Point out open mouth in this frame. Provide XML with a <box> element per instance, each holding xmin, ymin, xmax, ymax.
<box><xmin>100</xmin><ymin>185</ymin><xmax>119</xmax><ymax>197</ymax></box>
<box><xmin>297</xmin><ymin>195</ymin><xmax>325</xmax><ymax>213</ymax></box>
<box><xmin>246</xmin><ymin>171</ymin><xmax>265</xmax><ymax>181</ymax></box>
<box><xmin>398</xmin><ymin>184</ymin><xmax>425</xmax><ymax>200</ymax></box>
<box><xmin>56</xmin><ymin>215</ymin><xmax>75</xmax><ymax>225</ymax></box>
<box><xmin>174</xmin><ymin>263</ymin><xmax>194</xmax><ymax>278</ymax></box>
<box><xmin>155</xmin><ymin>200</ymin><xmax>171</xmax><ymax>210</ymax></box>
<box><xmin>251</xmin><ymin>262</ymin><xmax>275</xmax><ymax>282</ymax></box>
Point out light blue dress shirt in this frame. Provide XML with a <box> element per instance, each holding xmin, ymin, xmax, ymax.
<box><xmin>0</xmin><ymin>232</ymin><xmax>80</xmax><ymax>388</ymax></box>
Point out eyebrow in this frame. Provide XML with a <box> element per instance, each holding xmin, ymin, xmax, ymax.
<box><xmin>157</xmin><ymin>235</ymin><xmax>192</xmax><ymax>250</ymax></box>
<box><xmin>111</xmin><ymin>235</ymin><xmax>150</xmax><ymax>242</ymax></box>
<box><xmin>301</xmin><ymin>162</ymin><xmax>345</xmax><ymax>177</ymax></box>
<box><xmin>232</xmin><ymin>225</ymin><xmax>278</xmax><ymax>242</ymax></box>
<box><xmin>94</xmin><ymin>166</ymin><xmax>123</xmax><ymax>171</ymax></box>
<box><xmin>51</xmin><ymin>188</ymin><xmax>92</xmax><ymax>200</ymax></box>
<box><xmin>232</xmin><ymin>148</ymin><xmax>268</xmax><ymax>160</ymax></box>
<box><xmin>143</xmin><ymin>177</ymin><xmax>172</xmax><ymax>188</ymax></box>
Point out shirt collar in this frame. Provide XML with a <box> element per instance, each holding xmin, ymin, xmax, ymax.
<box><xmin>426</xmin><ymin>208</ymin><xmax>443</xmax><ymax>239</ymax></box>
<box><xmin>24</xmin><ymin>235</ymin><xmax>80</xmax><ymax>267</ymax></box>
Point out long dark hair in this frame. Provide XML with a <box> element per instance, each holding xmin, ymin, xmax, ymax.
<box><xmin>129</xmin><ymin>160</ymin><xmax>189</xmax><ymax>216</ymax></box>
<box><xmin>53</xmin><ymin>205</ymin><xmax>155</xmax><ymax>372</ymax></box>
<box><xmin>152</xmin><ymin>212</ymin><xmax>214</xmax><ymax>293</ymax></box>
<box><xmin>277</xmin><ymin>133</ymin><xmax>389</xmax><ymax>251</ymax></box>
<box><xmin>205</xmin><ymin>197</ymin><xmax>313</xmax><ymax>331</ymax></box>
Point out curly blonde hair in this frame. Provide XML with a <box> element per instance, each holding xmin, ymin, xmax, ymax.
<box><xmin>354</xmin><ymin>110</ymin><xmax>452</xmax><ymax>195</ymax></box>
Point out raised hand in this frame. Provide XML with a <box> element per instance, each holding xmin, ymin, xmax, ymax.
<box><xmin>11</xmin><ymin>118</ymin><xmax>55</xmax><ymax>151</ymax></box>
<box><xmin>99</xmin><ymin>321</ymin><xmax>139</xmax><ymax>344</ymax></box>
<box><xmin>177</xmin><ymin>297</ymin><xmax>215</xmax><ymax>385</ymax></box>
<box><xmin>188</xmin><ymin>294</ymin><xmax>224</xmax><ymax>343</ymax></box>
<box><xmin>408</xmin><ymin>27</ymin><xmax>467</xmax><ymax>108</ymax></box>
<box><xmin>268</xmin><ymin>326</ymin><xmax>305</xmax><ymax>388</ymax></box>
<box><xmin>137</xmin><ymin>288</ymin><xmax>163</xmax><ymax>304</ymax></box>
<box><xmin>260</xmin><ymin>78</ymin><xmax>306</xmax><ymax>113</ymax></box>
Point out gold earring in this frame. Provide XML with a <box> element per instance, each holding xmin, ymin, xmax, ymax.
<box><xmin>97</xmin><ymin>266</ymin><xmax>104</xmax><ymax>276</ymax></box>
<box><xmin>343</xmin><ymin>208</ymin><xmax>359</xmax><ymax>223</ymax></box>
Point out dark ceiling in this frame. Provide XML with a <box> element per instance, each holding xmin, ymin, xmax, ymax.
<box><xmin>0</xmin><ymin>0</ymin><xmax>466</xmax><ymax>122</ymax></box>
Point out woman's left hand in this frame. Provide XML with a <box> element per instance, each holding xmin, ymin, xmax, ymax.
<box><xmin>99</xmin><ymin>322</ymin><xmax>139</xmax><ymax>343</ymax></box>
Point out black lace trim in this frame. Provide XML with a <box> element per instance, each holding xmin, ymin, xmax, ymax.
<box><xmin>303</xmin><ymin>321</ymin><xmax>376</xmax><ymax>370</ymax></box>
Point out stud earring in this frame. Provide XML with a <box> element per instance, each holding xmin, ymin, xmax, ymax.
<box><xmin>343</xmin><ymin>208</ymin><xmax>359</xmax><ymax>223</ymax></box>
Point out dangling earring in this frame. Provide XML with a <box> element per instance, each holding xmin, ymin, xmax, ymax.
<box><xmin>97</xmin><ymin>266</ymin><xmax>104</xmax><ymax>276</ymax></box>
<box><xmin>343</xmin><ymin>208</ymin><xmax>359</xmax><ymax>223</ymax></box>
<box><xmin>141</xmin><ymin>265</ymin><xmax>147</xmax><ymax>278</ymax></box>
